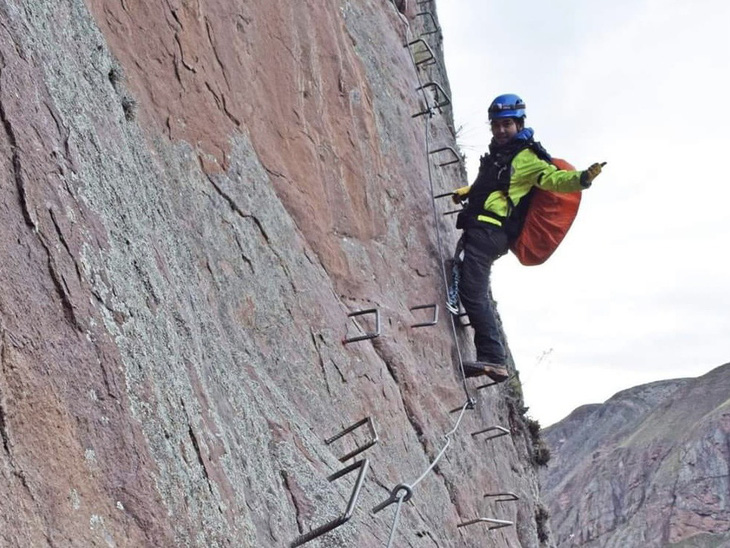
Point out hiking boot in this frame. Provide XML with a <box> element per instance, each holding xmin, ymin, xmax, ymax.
<box><xmin>462</xmin><ymin>361</ymin><xmax>509</xmax><ymax>383</ymax></box>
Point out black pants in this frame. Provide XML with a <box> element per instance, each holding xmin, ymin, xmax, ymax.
<box><xmin>458</xmin><ymin>226</ymin><xmax>509</xmax><ymax>364</ymax></box>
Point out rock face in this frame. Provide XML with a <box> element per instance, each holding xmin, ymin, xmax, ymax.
<box><xmin>542</xmin><ymin>363</ymin><xmax>730</xmax><ymax>547</ymax></box>
<box><xmin>0</xmin><ymin>1</ymin><xmax>551</xmax><ymax>547</ymax></box>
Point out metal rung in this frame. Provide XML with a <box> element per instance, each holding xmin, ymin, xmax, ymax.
<box><xmin>428</xmin><ymin>146</ymin><xmax>461</xmax><ymax>166</ymax></box>
<box><xmin>406</xmin><ymin>38</ymin><xmax>436</xmax><ymax>67</ymax></box>
<box><xmin>457</xmin><ymin>517</ymin><xmax>514</xmax><ymax>530</ymax></box>
<box><xmin>433</xmin><ymin>191</ymin><xmax>456</xmax><ymax>199</ymax></box>
<box><xmin>415</xmin><ymin>12</ymin><xmax>440</xmax><ymax>36</ymax></box>
<box><xmin>343</xmin><ymin>308</ymin><xmax>381</xmax><ymax>344</ymax></box>
<box><xmin>325</xmin><ymin>417</ymin><xmax>379</xmax><ymax>462</ymax></box>
<box><xmin>443</xmin><ymin>209</ymin><xmax>461</xmax><ymax>216</ymax></box>
<box><xmin>290</xmin><ymin>459</ymin><xmax>371</xmax><ymax>547</ymax></box>
<box><xmin>410</xmin><ymin>304</ymin><xmax>438</xmax><ymax>328</ymax></box>
<box><xmin>485</xmin><ymin>492</ymin><xmax>520</xmax><ymax>503</ymax></box>
<box><xmin>412</xmin><ymin>82</ymin><xmax>452</xmax><ymax>118</ymax></box>
<box><xmin>475</xmin><ymin>379</ymin><xmax>498</xmax><ymax>391</ymax></box>
<box><xmin>471</xmin><ymin>426</ymin><xmax>510</xmax><ymax>441</ymax></box>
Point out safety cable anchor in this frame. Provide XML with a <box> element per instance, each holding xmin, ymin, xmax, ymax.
<box><xmin>471</xmin><ymin>425</ymin><xmax>510</xmax><ymax>442</ymax></box>
<box><xmin>342</xmin><ymin>308</ymin><xmax>381</xmax><ymax>344</ymax></box>
<box><xmin>409</xmin><ymin>303</ymin><xmax>439</xmax><ymax>328</ymax></box>
<box><xmin>325</xmin><ymin>417</ymin><xmax>379</xmax><ymax>463</ymax></box>
<box><xmin>372</xmin><ymin>483</ymin><xmax>414</xmax><ymax>515</ymax></box>
<box><xmin>449</xmin><ymin>397</ymin><xmax>476</xmax><ymax>413</ymax></box>
<box><xmin>290</xmin><ymin>459</ymin><xmax>371</xmax><ymax>547</ymax></box>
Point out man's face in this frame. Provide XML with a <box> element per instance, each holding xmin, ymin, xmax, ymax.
<box><xmin>490</xmin><ymin>118</ymin><xmax>519</xmax><ymax>145</ymax></box>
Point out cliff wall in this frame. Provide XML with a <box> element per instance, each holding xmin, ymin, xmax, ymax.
<box><xmin>0</xmin><ymin>1</ymin><xmax>548</xmax><ymax>546</ymax></box>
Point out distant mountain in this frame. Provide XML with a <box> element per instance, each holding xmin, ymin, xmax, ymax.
<box><xmin>541</xmin><ymin>363</ymin><xmax>730</xmax><ymax>547</ymax></box>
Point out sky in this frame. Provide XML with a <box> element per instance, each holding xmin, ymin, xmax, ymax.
<box><xmin>437</xmin><ymin>0</ymin><xmax>730</xmax><ymax>426</ymax></box>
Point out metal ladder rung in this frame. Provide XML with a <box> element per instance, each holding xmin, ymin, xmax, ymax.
<box><xmin>457</xmin><ymin>517</ymin><xmax>514</xmax><ymax>530</ymax></box>
<box><xmin>412</xmin><ymin>82</ymin><xmax>452</xmax><ymax>118</ymax></box>
<box><xmin>290</xmin><ymin>459</ymin><xmax>371</xmax><ymax>547</ymax></box>
<box><xmin>427</xmin><ymin>145</ymin><xmax>461</xmax><ymax>166</ymax></box>
<box><xmin>485</xmin><ymin>492</ymin><xmax>520</xmax><ymax>503</ymax></box>
<box><xmin>410</xmin><ymin>303</ymin><xmax>439</xmax><ymax>328</ymax></box>
<box><xmin>343</xmin><ymin>308</ymin><xmax>381</xmax><ymax>344</ymax></box>
<box><xmin>325</xmin><ymin>417</ymin><xmax>379</xmax><ymax>462</ymax></box>
<box><xmin>405</xmin><ymin>38</ymin><xmax>436</xmax><ymax>66</ymax></box>
<box><xmin>471</xmin><ymin>425</ymin><xmax>510</xmax><ymax>441</ymax></box>
<box><xmin>415</xmin><ymin>11</ymin><xmax>440</xmax><ymax>36</ymax></box>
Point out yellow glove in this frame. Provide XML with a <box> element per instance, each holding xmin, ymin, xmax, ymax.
<box><xmin>580</xmin><ymin>162</ymin><xmax>606</xmax><ymax>187</ymax></box>
<box><xmin>452</xmin><ymin>186</ymin><xmax>470</xmax><ymax>204</ymax></box>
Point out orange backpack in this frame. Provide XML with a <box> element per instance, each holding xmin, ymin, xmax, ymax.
<box><xmin>509</xmin><ymin>158</ymin><xmax>581</xmax><ymax>266</ymax></box>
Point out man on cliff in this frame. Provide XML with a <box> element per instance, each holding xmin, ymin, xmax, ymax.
<box><xmin>451</xmin><ymin>93</ymin><xmax>604</xmax><ymax>382</ymax></box>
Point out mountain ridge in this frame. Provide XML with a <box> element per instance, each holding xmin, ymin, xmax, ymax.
<box><xmin>542</xmin><ymin>362</ymin><xmax>730</xmax><ymax>547</ymax></box>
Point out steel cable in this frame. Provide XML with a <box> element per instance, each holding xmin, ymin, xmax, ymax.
<box><xmin>373</xmin><ymin>3</ymin><xmax>487</xmax><ymax>546</ymax></box>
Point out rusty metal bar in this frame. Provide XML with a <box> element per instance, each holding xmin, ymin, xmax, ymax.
<box><xmin>415</xmin><ymin>12</ymin><xmax>440</xmax><ymax>36</ymax></box>
<box><xmin>485</xmin><ymin>492</ymin><xmax>520</xmax><ymax>503</ymax></box>
<box><xmin>412</xmin><ymin>82</ymin><xmax>451</xmax><ymax>117</ymax></box>
<box><xmin>290</xmin><ymin>459</ymin><xmax>371</xmax><ymax>547</ymax></box>
<box><xmin>457</xmin><ymin>517</ymin><xmax>514</xmax><ymax>530</ymax></box>
<box><xmin>325</xmin><ymin>417</ymin><xmax>379</xmax><ymax>463</ymax></box>
<box><xmin>471</xmin><ymin>426</ymin><xmax>510</xmax><ymax>441</ymax></box>
<box><xmin>410</xmin><ymin>304</ymin><xmax>438</xmax><ymax>328</ymax></box>
<box><xmin>475</xmin><ymin>379</ymin><xmax>499</xmax><ymax>391</ymax></box>
<box><xmin>427</xmin><ymin>145</ymin><xmax>461</xmax><ymax>166</ymax></box>
<box><xmin>343</xmin><ymin>308</ymin><xmax>381</xmax><ymax>344</ymax></box>
<box><xmin>405</xmin><ymin>38</ymin><xmax>436</xmax><ymax>67</ymax></box>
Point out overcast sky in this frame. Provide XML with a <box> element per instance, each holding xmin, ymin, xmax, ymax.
<box><xmin>437</xmin><ymin>0</ymin><xmax>730</xmax><ymax>425</ymax></box>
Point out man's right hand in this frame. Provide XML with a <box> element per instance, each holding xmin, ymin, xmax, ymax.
<box><xmin>452</xmin><ymin>186</ymin><xmax>470</xmax><ymax>204</ymax></box>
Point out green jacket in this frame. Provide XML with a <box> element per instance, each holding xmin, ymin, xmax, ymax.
<box><xmin>476</xmin><ymin>148</ymin><xmax>584</xmax><ymax>227</ymax></box>
<box><xmin>455</xmin><ymin>147</ymin><xmax>586</xmax><ymax>230</ymax></box>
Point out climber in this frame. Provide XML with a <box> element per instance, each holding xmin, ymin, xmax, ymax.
<box><xmin>451</xmin><ymin>93</ymin><xmax>605</xmax><ymax>382</ymax></box>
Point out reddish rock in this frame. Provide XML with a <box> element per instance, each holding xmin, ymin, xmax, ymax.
<box><xmin>0</xmin><ymin>0</ymin><xmax>549</xmax><ymax>546</ymax></box>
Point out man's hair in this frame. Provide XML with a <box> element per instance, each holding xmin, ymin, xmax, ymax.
<box><xmin>490</xmin><ymin>117</ymin><xmax>525</xmax><ymax>130</ymax></box>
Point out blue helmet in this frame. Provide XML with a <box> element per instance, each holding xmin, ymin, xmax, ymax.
<box><xmin>488</xmin><ymin>93</ymin><xmax>526</xmax><ymax>120</ymax></box>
